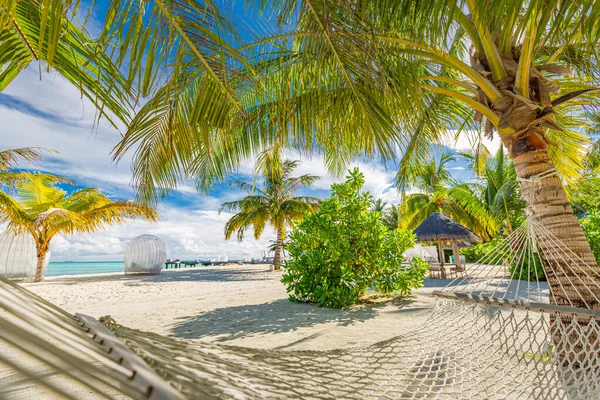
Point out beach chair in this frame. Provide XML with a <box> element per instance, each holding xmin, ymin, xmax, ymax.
<box><xmin>420</xmin><ymin>245</ymin><xmax>445</xmax><ymax>278</ymax></box>
<box><xmin>448</xmin><ymin>255</ymin><xmax>467</xmax><ymax>278</ymax></box>
<box><xmin>403</xmin><ymin>244</ymin><xmax>424</xmax><ymax>262</ymax></box>
<box><xmin>428</xmin><ymin>264</ymin><xmax>444</xmax><ymax>279</ymax></box>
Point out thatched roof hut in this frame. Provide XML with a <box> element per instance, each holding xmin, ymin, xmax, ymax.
<box><xmin>413</xmin><ymin>213</ymin><xmax>480</xmax><ymax>277</ymax></box>
<box><xmin>414</xmin><ymin>213</ymin><xmax>480</xmax><ymax>243</ymax></box>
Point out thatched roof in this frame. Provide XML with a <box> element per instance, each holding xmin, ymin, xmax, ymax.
<box><xmin>413</xmin><ymin>213</ymin><xmax>480</xmax><ymax>243</ymax></box>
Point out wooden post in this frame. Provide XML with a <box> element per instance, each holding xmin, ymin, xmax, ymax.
<box><xmin>452</xmin><ymin>240</ymin><xmax>461</xmax><ymax>268</ymax></box>
<box><xmin>437</xmin><ymin>239</ymin><xmax>446</xmax><ymax>279</ymax></box>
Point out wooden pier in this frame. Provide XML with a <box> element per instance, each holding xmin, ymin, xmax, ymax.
<box><xmin>164</xmin><ymin>260</ymin><xmax>200</xmax><ymax>269</ymax></box>
<box><xmin>164</xmin><ymin>260</ymin><xmax>246</xmax><ymax>269</ymax></box>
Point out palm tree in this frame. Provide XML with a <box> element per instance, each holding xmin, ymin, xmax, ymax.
<box><xmin>400</xmin><ymin>150</ymin><xmax>497</xmax><ymax>240</ymax></box>
<box><xmin>371</xmin><ymin>198</ymin><xmax>402</xmax><ymax>230</ymax></box>
<box><xmin>478</xmin><ymin>149</ymin><xmax>525</xmax><ymax>233</ymax></box>
<box><xmin>8</xmin><ymin>1</ymin><xmax>600</xmax><ymax>306</ymax></box>
<box><xmin>371</xmin><ymin>198</ymin><xmax>388</xmax><ymax>214</ymax></box>
<box><xmin>382</xmin><ymin>204</ymin><xmax>401</xmax><ymax>231</ymax></box>
<box><xmin>0</xmin><ymin>173</ymin><xmax>158</xmax><ymax>281</ymax></box>
<box><xmin>0</xmin><ymin>147</ymin><xmax>75</xmax><ymax>193</ymax></box>
<box><xmin>220</xmin><ymin>154</ymin><xmax>320</xmax><ymax>270</ymax></box>
<box><xmin>0</xmin><ymin>147</ymin><xmax>46</xmax><ymax>169</ymax></box>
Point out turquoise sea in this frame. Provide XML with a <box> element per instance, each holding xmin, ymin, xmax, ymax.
<box><xmin>46</xmin><ymin>261</ymin><xmax>124</xmax><ymax>277</ymax></box>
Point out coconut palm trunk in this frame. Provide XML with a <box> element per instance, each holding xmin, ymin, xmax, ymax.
<box><xmin>273</xmin><ymin>227</ymin><xmax>284</xmax><ymax>270</ymax></box>
<box><xmin>34</xmin><ymin>249</ymin><xmax>48</xmax><ymax>283</ymax></box>
<box><xmin>511</xmin><ymin>149</ymin><xmax>599</xmax><ymax>310</ymax></box>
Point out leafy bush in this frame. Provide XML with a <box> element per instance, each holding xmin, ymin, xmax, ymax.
<box><xmin>508</xmin><ymin>251</ymin><xmax>546</xmax><ymax>281</ymax></box>
<box><xmin>461</xmin><ymin>236</ymin><xmax>503</xmax><ymax>263</ymax></box>
<box><xmin>281</xmin><ymin>168</ymin><xmax>429</xmax><ymax>309</ymax></box>
<box><xmin>461</xmin><ymin>235</ymin><xmax>546</xmax><ymax>281</ymax></box>
<box><xmin>581</xmin><ymin>210</ymin><xmax>600</xmax><ymax>264</ymax></box>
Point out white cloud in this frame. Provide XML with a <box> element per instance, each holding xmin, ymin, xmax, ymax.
<box><xmin>283</xmin><ymin>151</ymin><xmax>400</xmax><ymax>204</ymax></box>
<box><xmin>49</xmin><ymin>205</ymin><xmax>276</xmax><ymax>261</ymax></box>
<box><xmin>443</xmin><ymin>129</ymin><xmax>502</xmax><ymax>154</ymax></box>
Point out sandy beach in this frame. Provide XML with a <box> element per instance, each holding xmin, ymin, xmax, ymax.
<box><xmin>23</xmin><ymin>264</ymin><xmax>441</xmax><ymax>351</ymax></box>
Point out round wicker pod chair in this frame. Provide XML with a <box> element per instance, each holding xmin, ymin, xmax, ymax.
<box><xmin>124</xmin><ymin>235</ymin><xmax>167</xmax><ymax>275</ymax></box>
<box><xmin>0</xmin><ymin>230</ymin><xmax>50</xmax><ymax>281</ymax></box>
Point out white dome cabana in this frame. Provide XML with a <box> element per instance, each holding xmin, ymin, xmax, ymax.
<box><xmin>0</xmin><ymin>231</ymin><xmax>50</xmax><ymax>281</ymax></box>
<box><xmin>124</xmin><ymin>235</ymin><xmax>167</xmax><ymax>275</ymax></box>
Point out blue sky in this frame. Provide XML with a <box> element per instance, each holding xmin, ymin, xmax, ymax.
<box><xmin>0</xmin><ymin>3</ymin><xmax>500</xmax><ymax>261</ymax></box>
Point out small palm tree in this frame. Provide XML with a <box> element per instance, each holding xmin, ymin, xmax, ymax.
<box><xmin>382</xmin><ymin>204</ymin><xmax>400</xmax><ymax>230</ymax></box>
<box><xmin>478</xmin><ymin>149</ymin><xmax>525</xmax><ymax>233</ymax></box>
<box><xmin>400</xmin><ymin>151</ymin><xmax>497</xmax><ymax>239</ymax></box>
<box><xmin>0</xmin><ymin>173</ymin><xmax>158</xmax><ymax>281</ymax></box>
<box><xmin>371</xmin><ymin>198</ymin><xmax>388</xmax><ymax>213</ymax></box>
<box><xmin>220</xmin><ymin>154</ymin><xmax>320</xmax><ymax>270</ymax></box>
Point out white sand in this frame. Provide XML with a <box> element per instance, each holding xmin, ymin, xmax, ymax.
<box><xmin>23</xmin><ymin>264</ymin><xmax>442</xmax><ymax>351</ymax></box>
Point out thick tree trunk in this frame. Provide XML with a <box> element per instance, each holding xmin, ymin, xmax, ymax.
<box><xmin>512</xmin><ymin>149</ymin><xmax>600</xmax><ymax>367</ymax></box>
<box><xmin>273</xmin><ymin>228</ymin><xmax>284</xmax><ymax>271</ymax></box>
<box><xmin>511</xmin><ymin>149</ymin><xmax>600</xmax><ymax>310</ymax></box>
<box><xmin>34</xmin><ymin>252</ymin><xmax>47</xmax><ymax>282</ymax></box>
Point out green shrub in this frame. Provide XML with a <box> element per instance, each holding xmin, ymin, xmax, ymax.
<box><xmin>460</xmin><ymin>236</ymin><xmax>503</xmax><ymax>263</ymax></box>
<box><xmin>508</xmin><ymin>251</ymin><xmax>546</xmax><ymax>281</ymax></box>
<box><xmin>281</xmin><ymin>168</ymin><xmax>429</xmax><ymax>309</ymax></box>
<box><xmin>461</xmin><ymin>235</ymin><xmax>546</xmax><ymax>281</ymax></box>
<box><xmin>581</xmin><ymin>210</ymin><xmax>600</xmax><ymax>264</ymax></box>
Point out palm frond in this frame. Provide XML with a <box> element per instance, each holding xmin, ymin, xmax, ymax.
<box><xmin>0</xmin><ymin>147</ymin><xmax>55</xmax><ymax>170</ymax></box>
<box><xmin>4</xmin><ymin>0</ymin><xmax>135</xmax><ymax>126</ymax></box>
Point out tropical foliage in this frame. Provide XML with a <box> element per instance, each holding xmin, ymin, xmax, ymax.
<box><xmin>581</xmin><ymin>211</ymin><xmax>600</xmax><ymax>264</ymax></box>
<box><xmin>461</xmin><ymin>236</ymin><xmax>503</xmax><ymax>263</ymax></box>
<box><xmin>4</xmin><ymin>1</ymin><xmax>600</xmax><ymax>305</ymax></box>
<box><xmin>0</xmin><ymin>173</ymin><xmax>158</xmax><ymax>281</ymax></box>
<box><xmin>569</xmin><ymin>125</ymin><xmax>600</xmax><ymax>213</ymax></box>
<box><xmin>220</xmin><ymin>151</ymin><xmax>320</xmax><ymax>270</ymax></box>
<box><xmin>382</xmin><ymin>204</ymin><xmax>401</xmax><ymax>230</ymax></box>
<box><xmin>282</xmin><ymin>169</ymin><xmax>429</xmax><ymax>309</ymax></box>
<box><xmin>461</xmin><ymin>235</ymin><xmax>546</xmax><ymax>281</ymax></box>
<box><xmin>1</xmin><ymin>0</ymin><xmax>133</xmax><ymax>126</ymax></box>
<box><xmin>371</xmin><ymin>198</ymin><xmax>400</xmax><ymax>230</ymax></box>
<box><xmin>399</xmin><ymin>150</ymin><xmax>497</xmax><ymax>239</ymax></box>
<box><xmin>468</xmin><ymin>148</ymin><xmax>525</xmax><ymax>233</ymax></box>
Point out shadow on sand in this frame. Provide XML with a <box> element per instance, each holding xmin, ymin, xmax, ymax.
<box><xmin>170</xmin><ymin>297</ymin><xmax>416</xmax><ymax>342</ymax></box>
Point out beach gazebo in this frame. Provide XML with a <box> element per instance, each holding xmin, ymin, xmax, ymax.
<box><xmin>413</xmin><ymin>213</ymin><xmax>480</xmax><ymax>278</ymax></box>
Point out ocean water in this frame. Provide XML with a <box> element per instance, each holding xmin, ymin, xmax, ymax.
<box><xmin>45</xmin><ymin>261</ymin><xmax>124</xmax><ymax>277</ymax></box>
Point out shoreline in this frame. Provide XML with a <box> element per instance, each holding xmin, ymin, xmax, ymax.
<box><xmin>41</xmin><ymin>262</ymin><xmax>270</xmax><ymax>280</ymax></box>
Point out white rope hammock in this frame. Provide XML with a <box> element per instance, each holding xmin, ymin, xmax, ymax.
<box><xmin>0</xmin><ymin>217</ymin><xmax>599</xmax><ymax>399</ymax></box>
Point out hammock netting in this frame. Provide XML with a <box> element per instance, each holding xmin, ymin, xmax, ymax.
<box><xmin>0</xmin><ymin>218</ymin><xmax>599</xmax><ymax>399</ymax></box>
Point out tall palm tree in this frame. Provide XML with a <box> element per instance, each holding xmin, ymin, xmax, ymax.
<box><xmin>7</xmin><ymin>1</ymin><xmax>600</xmax><ymax>306</ymax></box>
<box><xmin>0</xmin><ymin>173</ymin><xmax>158</xmax><ymax>281</ymax></box>
<box><xmin>400</xmin><ymin>151</ymin><xmax>497</xmax><ymax>240</ymax></box>
<box><xmin>220</xmin><ymin>153</ymin><xmax>320</xmax><ymax>270</ymax></box>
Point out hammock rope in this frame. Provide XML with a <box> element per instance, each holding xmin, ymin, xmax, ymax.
<box><xmin>0</xmin><ymin>217</ymin><xmax>599</xmax><ymax>399</ymax></box>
